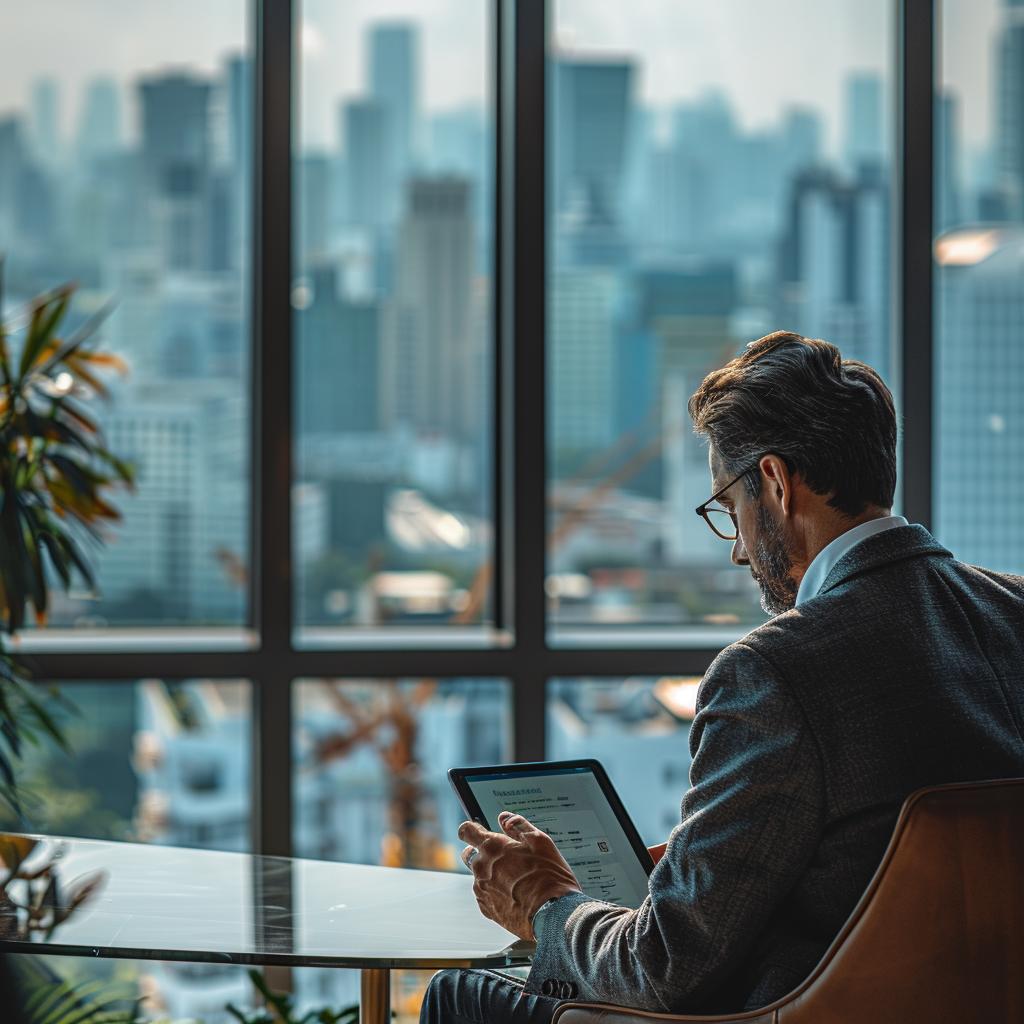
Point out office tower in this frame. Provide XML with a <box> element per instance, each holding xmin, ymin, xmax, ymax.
<box><xmin>76</xmin><ymin>77</ymin><xmax>122</xmax><ymax>166</ymax></box>
<box><xmin>781</xmin><ymin>106</ymin><xmax>824</xmax><ymax>177</ymax></box>
<box><xmin>0</xmin><ymin>118</ymin><xmax>27</xmax><ymax>242</ymax></box>
<box><xmin>629</xmin><ymin>265</ymin><xmax>739</xmax><ymax>565</ymax></box>
<box><xmin>551</xmin><ymin>267</ymin><xmax>620</xmax><ymax>452</ymax></box>
<box><xmin>996</xmin><ymin>0</ymin><xmax>1024</xmax><ymax>219</ymax></box>
<box><xmin>369</xmin><ymin>22</ymin><xmax>420</xmax><ymax>218</ymax></box>
<box><xmin>341</xmin><ymin>98</ymin><xmax>390</xmax><ymax>231</ymax></box>
<box><xmin>671</xmin><ymin>92</ymin><xmax>742</xmax><ymax>241</ymax></box>
<box><xmin>937</xmin><ymin>91</ymin><xmax>963</xmax><ymax>232</ymax></box>
<box><xmin>381</xmin><ymin>178</ymin><xmax>476</xmax><ymax>439</ymax></box>
<box><xmin>298</xmin><ymin>264</ymin><xmax>380</xmax><ymax>435</ymax></box>
<box><xmin>843</xmin><ymin>72</ymin><xmax>884</xmax><ymax>174</ymax></box>
<box><xmin>138</xmin><ymin>73</ymin><xmax>214</xmax><ymax>271</ymax></box>
<box><xmin>779</xmin><ymin>167</ymin><xmax>891</xmax><ymax>374</ymax></box>
<box><xmin>554</xmin><ymin>57</ymin><xmax>635</xmax><ymax>226</ymax></box>
<box><xmin>225</xmin><ymin>55</ymin><xmax>252</xmax><ymax>268</ymax></box>
<box><xmin>938</xmin><ymin>229</ymin><xmax>1024</xmax><ymax>573</ymax></box>
<box><xmin>299</xmin><ymin>153</ymin><xmax>332</xmax><ymax>259</ymax></box>
<box><xmin>30</xmin><ymin>77</ymin><xmax>60</xmax><ymax>166</ymax></box>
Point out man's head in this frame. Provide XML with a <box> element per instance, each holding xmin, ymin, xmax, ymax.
<box><xmin>689</xmin><ymin>331</ymin><xmax>897</xmax><ymax>614</ymax></box>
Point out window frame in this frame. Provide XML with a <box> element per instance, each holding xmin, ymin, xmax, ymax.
<box><xmin>19</xmin><ymin>0</ymin><xmax>935</xmax><ymax>859</ymax></box>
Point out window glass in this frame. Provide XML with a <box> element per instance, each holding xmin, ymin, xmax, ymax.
<box><xmin>294</xmin><ymin>2</ymin><xmax>495</xmax><ymax>640</ymax></box>
<box><xmin>292</xmin><ymin>677</ymin><xmax>510</xmax><ymax>1019</ymax></box>
<box><xmin>548</xmin><ymin>677</ymin><xmax>696</xmax><ymax>846</ymax></box>
<box><xmin>0</xmin><ymin>2</ymin><xmax>251</xmax><ymax>628</ymax></box>
<box><xmin>548</xmin><ymin>1</ymin><xmax>895</xmax><ymax>638</ymax></box>
<box><xmin>935</xmin><ymin>0</ymin><xmax>1024</xmax><ymax>573</ymax></box>
<box><xmin>0</xmin><ymin>680</ymin><xmax>252</xmax><ymax>850</ymax></box>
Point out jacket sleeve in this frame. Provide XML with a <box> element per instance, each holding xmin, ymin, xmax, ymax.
<box><xmin>524</xmin><ymin>642</ymin><xmax>825</xmax><ymax>1012</ymax></box>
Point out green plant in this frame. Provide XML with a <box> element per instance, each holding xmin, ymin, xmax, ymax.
<box><xmin>21</xmin><ymin>976</ymin><xmax>145</xmax><ymax>1024</ymax></box>
<box><xmin>0</xmin><ymin>277</ymin><xmax>133</xmax><ymax>817</ymax></box>
<box><xmin>226</xmin><ymin>970</ymin><xmax>360</xmax><ymax>1024</ymax></box>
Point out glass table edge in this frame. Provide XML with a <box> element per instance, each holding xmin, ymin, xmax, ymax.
<box><xmin>0</xmin><ymin>937</ymin><xmax>534</xmax><ymax>971</ymax></box>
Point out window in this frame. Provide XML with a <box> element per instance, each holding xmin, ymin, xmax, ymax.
<box><xmin>2</xmin><ymin>0</ymin><xmax>962</xmax><ymax>1019</ymax></box>
<box><xmin>547</xmin><ymin>0</ymin><xmax>896</xmax><ymax>641</ymax></box>
<box><xmin>294</xmin><ymin>2</ymin><xmax>496</xmax><ymax>641</ymax></box>
<box><xmin>0</xmin><ymin>1</ymin><xmax>252</xmax><ymax>630</ymax></box>
<box><xmin>935</xmin><ymin>0</ymin><xmax>1024</xmax><ymax>574</ymax></box>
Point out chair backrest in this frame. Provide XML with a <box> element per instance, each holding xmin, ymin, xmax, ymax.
<box><xmin>554</xmin><ymin>778</ymin><xmax>1024</xmax><ymax>1024</ymax></box>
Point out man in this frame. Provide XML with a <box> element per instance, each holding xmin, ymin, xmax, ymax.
<box><xmin>421</xmin><ymin>333</ymin><xmax>1024</xmax><ymax>1023</ymax></box>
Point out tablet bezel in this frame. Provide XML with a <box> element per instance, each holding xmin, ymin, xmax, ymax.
<box><xmin>448</xmin><ymin>758</ymin><xmax>655</xmax><ymax>875</ymax></box>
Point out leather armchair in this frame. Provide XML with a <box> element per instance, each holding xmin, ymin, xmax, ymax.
<box><xmin>553</xmin><ymin>777</ymin><xmax>1024</xmax><ymax>1024</ymax></box>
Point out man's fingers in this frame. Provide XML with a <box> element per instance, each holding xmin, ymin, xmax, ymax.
<box><xmin>498</xmin><ymin>811</ymin><xmax>539</xmax><ymax>837</ymax></box>
<box><xmin>457</xmin><ymin>820</ymin><xmax>492</xmax><ymax>846</ymax></box>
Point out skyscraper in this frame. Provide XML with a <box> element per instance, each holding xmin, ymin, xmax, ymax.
<box><xmin>30</xmin><ymin>77</ymin><xmax>60</xmax><ymax>166</ymax></box>
<box><xmin>779</xmin><ymin>166</ymin><xmax>891</xmax><ymax>374</ymax></box>
<box><xmin>381</xmin><ymin>177</ymin><xmax>475</xmax><ymax>438</ymax></box>
<box><xmin>369</xmin><ymin>22</ymin><xmax>420</xmax><ymax>220</ymax></box>
<box><xmin>342</xmin><ymin>98</ymin><xmax>390</xmax><ymax>232</ymax></box>
<box><xmin>554</xmin><ymin>57</ymin><xmax>635</xmax><ymax>226</ymax></box>
<box><xmin>842</xmin><ymin>72</ymin><xmax>884</xmax><ymax>174</ymax></box>
<box><xmin>138</xmin><ymin>73</ymin><xmax>213</xmax><ymax>271</ymax></box>
<box><xmin>937</xmin><ymin>228</ymin><xmax>1024</xmax><ymax>573</ymax></box>
<box><xmin>995</xmin><ymin>0</ymin><xmax>1024</xmax><ymax>219</ymax></box>
<box><xmin>937</xmin><ymin>91</ymin><xmax>963</xmax><ymax>232</ymax></box>
<box><xmin>75</xmin><ymin>77</ymin><xmax>122</xmax><ymax>166</ymax></box>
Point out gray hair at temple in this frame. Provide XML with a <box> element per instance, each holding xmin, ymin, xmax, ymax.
<box><xmin>687</xmin><ymin>331</ymin><xmax>897</xmax><ymax>517</ymax></box>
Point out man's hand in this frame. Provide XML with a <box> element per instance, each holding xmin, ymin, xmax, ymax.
<box><xmin>459</xmin><ymin>811</ymin><xmax>582</xmax><ymax>942</ymax></box>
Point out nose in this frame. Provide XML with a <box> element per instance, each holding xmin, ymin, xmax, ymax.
<box><xmin>731</xmin><ymin>532</ymin><xmax>749</xmax><ymax>566</ymax></box>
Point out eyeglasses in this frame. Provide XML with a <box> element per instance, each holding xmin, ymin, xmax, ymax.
<box><xmin>694</xmin><ymin>458</ymin><xmax>764</xmax><ymax>541</ymax></box>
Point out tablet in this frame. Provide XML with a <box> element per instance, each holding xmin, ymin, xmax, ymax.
<box><xmin>448</xmin><ymin>759</ymin><xmax>654</xmax><ymax>909</ymax></box>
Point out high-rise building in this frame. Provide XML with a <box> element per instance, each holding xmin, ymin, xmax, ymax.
<box><xmin>937</xmin><ymin>227</ymin><xmax>1024</xmax><ymax>573</ymax></box>
<box><xmin>551</xmin><ymin>267</ymin><xmax>621</xmax><ymax>451</ymax></box>
<box><xmin>381</xmin><ymin>177</ymin><xmax>476</xmax><ymax>438</ymax></box>
<box><xmin>996</xmin><ymin>0</ymin><xmax>1024</xmax><ymax>219</ymax></box>
<box><xmin>30</xmin><ymin>77</ymin><xmax>60</xmax><ymax>166</ymax></box>
<box><xmin>554</xmin><ymin>57</ymin><xmax>635</xmax><ymax>225</ymax></box>
<box><xmin>937</xmin><ymin>91</ymin><xmax>963</xmax><ymax>232</ymax></box>
<box><xmin>842</xmin><ymin>72</ymin><xmax>884</xmax><ymax>174</ymax></box>
<box><xmin>298</xmin><ymin>264</ymin><xmax>380</xmax><ymax>435</ymax></box>
<box><xmin>779</xmin><ymin>166</ymin><xmax>891</xmax><ymax>374</ymax></box>
<box><xmin>75</xmin><ymin>77</ymin><xmax>122</xmax><ymax>166</ymax></box>
<box><xmin>369</xmin><ymin>22</ymin><xmax>420</xmax><ymax>219</ymax></box>
<box><xmin>341</xmin><ymin>98</ymin><xmax>390</xmax><ymax>232</ymax></box>
<box><xmin>138</xmin><ymin>73</ymin><xmax>214</xmax><ymax>272</ymax></box>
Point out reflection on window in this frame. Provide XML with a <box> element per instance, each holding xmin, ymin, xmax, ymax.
<box><xmin>547</xmin><ymin>0</ymin><xmax>894</xmax><ymax>634</ymax></box>
<box><xmin>936</xmin><ymin>0</ymin><xmax>1024</xmax><ymax>574</ymax></box>
<box><xmin>294</xmin><ymin>4</ymin><xmax>495</xmax><ymax>634</ymax></box>
<box><xmin>292</xmin><ymin>676</ymin><xmax>509</xmax><ymax>1022</ymax></box>
<box><xmin>293</xmin><ymin>678</ymin><xmax>510</xmax><ymax>866</ymax></box>
<box><xmin>0</xmin><ymin>2</ymin><xmax>251</xmax><ymax>628</ymax></box>
<box><xmin>0</xmin><ymin>680</ymin><xmax>251</xmax><ymax>851</ymax></box>
<box><xmin>548</xmin><ymin>678</ymin><xmax>696</xmax><ymax>846</ymax></box>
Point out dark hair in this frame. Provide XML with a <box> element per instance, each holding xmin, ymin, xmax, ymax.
<box><xmin>688</xmin><ymin>331</ymin><xmax>897</xmax><ymax>517</ymax></box>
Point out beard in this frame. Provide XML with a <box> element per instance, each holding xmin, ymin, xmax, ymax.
<box><xmin>752</xmin><ymin>501</ymin><xmax>799</xmax><ymax>616</ymax></box>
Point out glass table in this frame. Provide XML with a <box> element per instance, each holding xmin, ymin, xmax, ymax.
<box><xmin>0</xmin><ymin>833</ymin><xmax>532</xmax><ymax>1023</ymax></box>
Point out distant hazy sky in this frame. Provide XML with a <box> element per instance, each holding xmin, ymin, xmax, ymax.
<box><xmin>0</xmin><ymin>0</ymin><xmax>1002</xmax><ymax>157</ymax></box>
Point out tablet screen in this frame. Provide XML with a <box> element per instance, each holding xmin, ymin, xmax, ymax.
<box><xmin>463</xmin><ymin>765</ymin><xmax>651</xmax><ymax>909</ymax></box>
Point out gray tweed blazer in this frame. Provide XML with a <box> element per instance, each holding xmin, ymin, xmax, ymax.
<box><xmin>526</xmin><ymin>525</ymin><xmax>1024</xmax><ymax>1013</ymax></box>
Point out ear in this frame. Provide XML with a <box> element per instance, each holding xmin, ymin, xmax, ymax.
<box><xmin>759</xmin><ymin>454</ymin><xmax>795</xmax><ymax>517</ymax></box>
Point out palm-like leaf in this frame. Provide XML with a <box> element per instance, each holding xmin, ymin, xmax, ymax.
<box><xmin>0</xmin><ymin>279</ymin><xmax>132</xmax><ymax>814</ymax></box>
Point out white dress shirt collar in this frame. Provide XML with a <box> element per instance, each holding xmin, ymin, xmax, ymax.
<box><xmin>795</xmin><ymin>514</ymin><xmax>909</xmax><ymax>607</ymax></box>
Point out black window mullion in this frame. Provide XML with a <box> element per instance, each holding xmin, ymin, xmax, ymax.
<box><xmin>898</xmin><ymin>0</ymin><xmax>935</xmax><ymax>529</ymax></box>
<box><xmin>509</xmin><ymin>0</ymin><xmax>549</xmax><ymax>762</ymax></box>
<box><xmin>252</xmin><ymin>0</ymin><xmax>294</xmax><ymax>859</ymax></box>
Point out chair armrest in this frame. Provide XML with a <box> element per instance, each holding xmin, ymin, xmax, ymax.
<box><xmin>552</xmin><ymin>1002</ymin><xmax>777</xmax><ymax>1024</ymax></box>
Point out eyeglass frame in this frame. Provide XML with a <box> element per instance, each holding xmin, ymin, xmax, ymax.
<box><xmin>694</xmin><ymin>454</ymin><xmax>769</xmax><ymax>541</ymax></box>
